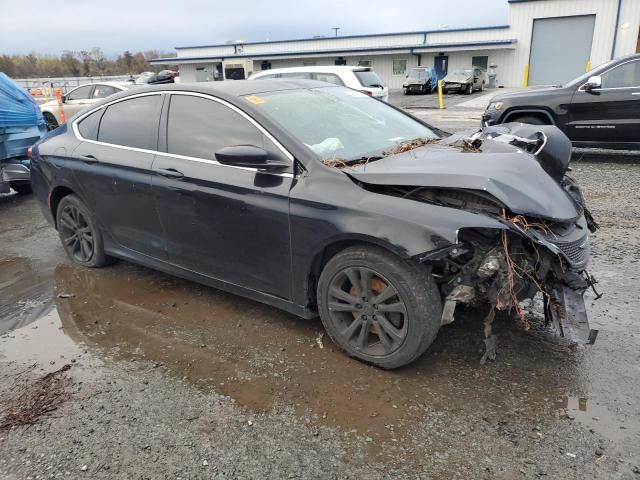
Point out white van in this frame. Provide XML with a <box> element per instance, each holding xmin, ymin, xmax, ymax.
<box><xmin>250</xmin><ymin>66</ymin><xmax>389</xmax><ymax>102</ymax></box>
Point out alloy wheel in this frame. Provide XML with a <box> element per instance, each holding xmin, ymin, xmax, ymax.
<box><xmin>327</xmin><ymin>266</ymin><xmax>408</xmax><ymax>356</ymax></box>
<box><xmin>59</xmin><ymin>204</ymin><xmax>94</xmax><ymax>262</ymax></box>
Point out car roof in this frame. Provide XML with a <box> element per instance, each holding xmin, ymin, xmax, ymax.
<box><xmin>102</xmin><ymin>79</ymin><xmax>337</xmax><ymax>102</ymax></box>
<box><xmin>71</xmin><ymin>81</ymin><xmax>132</xmax><ymax>89</ymax></box>
<box><xmin>252</xmin><ymin>65</ymin><xmax>373</xmax><ymax>75</ymax></box>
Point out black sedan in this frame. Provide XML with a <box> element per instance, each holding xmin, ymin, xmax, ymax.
<box><xmin>31</xmin><ymin>81</ymin><xmax>598</xmax><ymax>368</ymax></box>
<box><xmin>482</xmin><ymin>54</ymin><xmax>640</xmax><ymax>149</ymax></box>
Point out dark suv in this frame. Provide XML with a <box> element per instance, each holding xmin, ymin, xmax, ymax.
<box><xmin>482</xmin><ymin>54</ymin><xmax>640</xmax><ymax>149</ymax></box>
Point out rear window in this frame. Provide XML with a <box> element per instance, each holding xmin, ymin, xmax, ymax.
<box><xmin>97</xmin><ymin>95</ymin><xmax>161</xmax><ymax>150</ymax></box>
<box><xmin>353</xmin><ymin>70</ymin><xmax>384</xmax><ymax>88</ymax></box>
<box><xmin>78</xmin><ymin>109</ymin><xmax>103</xmax><ymax>141</ymax></box>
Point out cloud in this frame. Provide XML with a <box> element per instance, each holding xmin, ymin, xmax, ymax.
<box><xmin>1</xmin><ymin>0</ymin><xmax>509</xmax><ymax>55</ymax></box>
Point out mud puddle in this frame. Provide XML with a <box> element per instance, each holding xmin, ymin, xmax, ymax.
<box><xmin>562</xmin><ymin>396</ymin><xmax>640</xmax><ymax>443</ymax></box>
<box><xmin>0</xmin><ymin>257</ymin><xmax>54</xmax><ymax>335</ymax></box>
<box><xmin>1</xmin><ymin>259</ymin><xmax>601</xmax><ymax>462</ymax></box>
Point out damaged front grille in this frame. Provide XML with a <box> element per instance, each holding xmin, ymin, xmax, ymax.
<box><xmin>551</xmin><ymin>235</ymin><xmax>589</xmax><ymax>268</ymax></box>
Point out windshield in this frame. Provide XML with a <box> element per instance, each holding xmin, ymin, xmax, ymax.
<box><xmin>408</xmin><ymin>68</ymin><xmax>428</xmax><ymax>81</ymax></box>
<box><xmin>353</xmin><ymin>70</ymin><xmax>385</xmax><ymax>88</ymax></box>
<box><xmin>253</xmin><ymin>87</ymin><xmax>438</xmax><ymax>161</ymax></box>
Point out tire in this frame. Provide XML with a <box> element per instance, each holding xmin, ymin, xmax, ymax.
<box><xmin>509</xmin><ymin>114</ymin><xmax>547</xmax><ymax>126</ymax></box>
<box><xmin>480</xmin><ymin>81</ymin><xmax>485</xmax><ymax>92</ymax></box>
<box><xmin>56</xmin><ymin>194</ymin><xmax>112</xmax><ymax>268</ymax></box>
<box><xmin>465</xmin><ymin>84</ymin><xmax>473</xmax><ymax>95</ymax></box>
<box><xmin>317</xmin><ymin>245</ymin><xmax>442</xmax><ymax>369</ymax></box>
<box><xmin>10</xmin><ymin>182</ymin><xmax>32</xmax><ymax>195</ymax></box>
<box><xmin>43</xmin><ymin>112</ymin><xmax>59</xmax><ymax>131</ymax></box>
<box><xmin>403</xmin><ymin>89</ymin><xmax>408</xmax><ymax>95</ymax></box>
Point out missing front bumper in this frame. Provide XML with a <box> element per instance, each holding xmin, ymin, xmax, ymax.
<box><xmin>547</xmin><ymin>285</ymin><xmax>598</xmax><ymax>345</ymax></box>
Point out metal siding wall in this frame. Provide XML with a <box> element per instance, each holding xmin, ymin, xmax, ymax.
<box><xmin>615</xmin><ymin>0</ymin><xmax>640</xmax><ymax>57</ymax></box>
<box><xmin>179</xmin><ymin>64</ymin><xmax>198</xmax><ymax>82</ymax></box>
<box><xmin>427</xmin><ymin>28</ymin><xmax>510</xmax><ymax>43</ymax></box>
<box><xmin>507</xmin><ymin>0</ymin><xmax>618</xmax><ymax>87</ymax></box>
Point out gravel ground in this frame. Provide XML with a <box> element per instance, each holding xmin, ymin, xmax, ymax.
<box><xmin>1</xmin><ymin>101</ymin><xmax>640</xmax><ymax>479</ymax></box>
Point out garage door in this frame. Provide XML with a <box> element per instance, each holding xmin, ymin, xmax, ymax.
<box><xmin>528</xmin><ymin>15</ymin><xmax>595</xmax><ymax>86</ymax></box>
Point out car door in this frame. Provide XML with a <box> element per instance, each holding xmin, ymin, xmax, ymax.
<box><xmin>151</xmin><ymin>92</ymin><xmax>294</xmax><ymax>298</ymax></box>
<box><xmin>63</xmin><ymin>85</ymin><xmax>95</xmax><ymax>117</ymax></box>
<box><xmin>567</xmin><ymin>59</ymin><xmax>640</xmax><ymax>144</ymax></box>
<box><xmin>71</xmin><ymin>93</ymin><xmax>167</xmax><ymax>259</ymax></box>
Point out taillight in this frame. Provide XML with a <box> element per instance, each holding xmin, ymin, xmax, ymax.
<box><xmin>359</xmin><ymin>90</ymin><xmax>373</xmax><ymax>96</ymax></box>
<box><xmin>27</xmin><ymin>146</ymin><xmax>33</xmax><ymax>159</ymax></box>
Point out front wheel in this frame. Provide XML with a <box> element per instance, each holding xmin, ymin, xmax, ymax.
<box><xmin>43</xmin><ymin>112</ymin><xmax>59</xmax><ymax>131</ymax></box>
<box><xmin>56</xmin><ymin>195</ymin><xmax>113</xmax><ymax>268</ymax></box>
<box><xmin>465</xmin><ymin>84</ymin><xmax>473</xmax><ymax>95</ymax></box>
<box><xmin>317</xmin><ymin>246</ymin><xmax>442</xmax><ymax>369</ymax></box>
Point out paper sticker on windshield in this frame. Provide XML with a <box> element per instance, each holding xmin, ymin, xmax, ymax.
<box><xmin>245</xmin><ymin>95</ymin><xmax>265</xmax><ymax>105</ymax></box>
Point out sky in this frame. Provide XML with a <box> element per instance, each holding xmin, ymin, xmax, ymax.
<box><xmin>1</xmin><ymin>0</ymin><xmax>510</xmax><ymax>56</ymax></box>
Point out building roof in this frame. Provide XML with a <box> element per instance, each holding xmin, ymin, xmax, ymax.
<box><xmin>174</xmin><ymin>25</ymin><xmax>510</xmax><ymax>50</ymax></box>
<box><xmin>150</xmin><ymin>39</ymin><xmax>517</xmax><ymax>64</ymax></box>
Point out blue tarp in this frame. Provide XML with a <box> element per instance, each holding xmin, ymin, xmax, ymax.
<box><xmin>0</xmin><ymin>72</ymin><xmax>44</xmax><ymax>128</ymax></box>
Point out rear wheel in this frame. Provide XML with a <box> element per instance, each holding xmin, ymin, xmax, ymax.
<box><xmin>317</xmin><ymin>246</ymin><xmax>442</xmax><ymax>369</ymax></box>
<box><xmin>43</xmin><ymin>112</ymin><xmax>59</xmax><ymax>131</ymax></box>
<box><xmin>56</xmin><ymin>195</ymin><xmax>112</xmax><ymax>268</ymax></box>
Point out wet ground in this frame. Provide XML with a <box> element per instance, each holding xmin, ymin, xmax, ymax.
<box><xmin>1</xmin><ymin>112</ymin><xmax>640</xmax><ymax>478</ymax></box>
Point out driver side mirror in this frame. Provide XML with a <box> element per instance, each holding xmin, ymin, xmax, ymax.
<box><xmin>215</xmin><ymin>145</ymin><xmax>289</xmax><ymax>170</ymax></box>
<box><xmin>583</xmin><ymin>75</ymin><xmax>602</xmax><ymax>91</ymax></box>
<box><xmin>61</xmin><ymin>95</ymin><xmax>67</xmax><ymax>103</ymax></box>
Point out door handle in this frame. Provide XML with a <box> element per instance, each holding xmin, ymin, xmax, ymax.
<box><xmin>80</xmin><ymin>154</ymin><xmax>98</xmax><ymax>164</ymax></box>
<box><xmin>156</xmin><ymin>167</ymin><xmax>184</xmax><ymax>179</ymax></box>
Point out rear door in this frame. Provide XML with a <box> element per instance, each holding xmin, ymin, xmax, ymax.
<box><xmin>567</xmin><ymin>59</ymin><xmax>640</xmax><ymax>144</ymax></box>
<box><xmin>71</xmin><ymin>93</ymin><xmax>166</xmax><ymax>258</ymax></box>
<box><xmin>151</xmin><ymin>93</ymin><xmax>294</xmax><ymax>298</ymax></box>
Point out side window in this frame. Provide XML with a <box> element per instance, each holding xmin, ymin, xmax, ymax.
<box><xmin>77</xmin><ymin>108</ymin><xmax>104</xmax><ymax>141</ymax></box>
<box><xmin>92</xmin><ymin>85</ymin><xmax>119</xmax><ymax>98</ymax></box>
<box><xmin>167</xmin><ymin>95</ymin><xmax>264</xmax><ymax>160</ymax></box>
<box><xmin>97</xmin><ymin>95</ymin><xmax>161</xmax><ymax>150</ymax></box>
<box><xmin>314</xmin><ymin>73</ymin><xmax>345</xmax><ymax>86</ymax></box>
<box><xmin>66</xmin><ymin>85</ymin><xmax>93</xmax><ymax>101</ymax></box>
<box><xmin>280</xmin><ymin>72</ymin><xmax>312</xmax><ymax>79</ymax></box>
<box><xmin>601</xmin><ymin>61</ymin><xmax>640</xmax><ymax>89</ymax></box>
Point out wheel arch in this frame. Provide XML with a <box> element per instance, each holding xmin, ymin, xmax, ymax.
<box><xmin>303</xmin><ymin>235</ymin><xmax>422</xmax><ymax>312</ymax></box>
<box><xmin>49</xmin><ymin>185</ymin><xmax>77</xmax><ymax>229</ymax></box>
<box><xmin>502</xmin><ymin>108</ymin><xmax>556</xmax><ymax>125</ymax></box>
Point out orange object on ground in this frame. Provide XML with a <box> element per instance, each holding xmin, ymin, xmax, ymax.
<box><xmin>54</xmin><ymin>89</ymin><xmax>66</xmax><ymax>124</ymax></box>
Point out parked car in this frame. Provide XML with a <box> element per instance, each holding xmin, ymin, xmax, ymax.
<box><xmin>250</xmin><ymin>66</ymin><xmax>389</xmax><ymax>102</ymax></box>
<box><xmin>136</xmin><ymin>70</ymin><xmax>178</xmax><ymax>85</ymax></box>
<box><xmin>30</xmin><ymin>80</ymin><xmax>598</xmax><ymax>368</ymax></box>
<box><xmin>482</xmin><ymin>54</ymin><xmax>640</xmax><ymax>149</ymax></box>
<box><xmin>442</xmin><ymin>67</ymin><xmax>488</xmax><ymax>94</ymax></box>
<box><xmin>402</xmin><ymin>67</ymin><xmax>437</xmax><ymax>95</ymax></box>
<box><xmin>40</xmin><ymin>82</ymin><xmax>136</xmax><ymax>131</ymax></box>
<box><xmin>0</xmin><ymin>72</ymin><xmax>46</xmax><ymax>195</ymax></box>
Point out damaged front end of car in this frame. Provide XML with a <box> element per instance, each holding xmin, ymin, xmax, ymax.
<box><xmin>349</xmin><ymin>123</ymin><xmax>601</xmax><ymax>358</ymax></box>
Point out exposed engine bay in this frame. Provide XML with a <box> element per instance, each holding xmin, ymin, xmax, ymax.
<box><xmin>348</xmin><ymin>123</ymin><xmax>601</xmax><ymax>360</ymax></box>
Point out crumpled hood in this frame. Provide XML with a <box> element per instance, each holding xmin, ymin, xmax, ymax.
<box><xmin>443</xmin><ymin>72</ymin><xmax>472</xmax><ymax>83</ymax></box>
<box><xmin>346</xmin><ymin>144</ymin><xmax>579</xmax><ymax>222</ymax></box>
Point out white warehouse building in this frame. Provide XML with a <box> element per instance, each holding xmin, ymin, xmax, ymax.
<box><xmin>152</xmin><ymin>0</ymin><xmax>640</xmax><ymax>88</ymax></box>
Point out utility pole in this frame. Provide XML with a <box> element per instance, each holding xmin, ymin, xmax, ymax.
<box><xmin>332</xmin><ymin>27</ymin><xmax>340</xmax><ymax>37</ymax></box>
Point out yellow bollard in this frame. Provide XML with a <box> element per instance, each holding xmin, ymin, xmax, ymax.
<box><xmin>437</xmin><ymin>80</ymin><xmax>444</xmax><ymax>110</ymax></box>
<box><xmin>586</xmin><ymin>60</ymin><xmax>592</xmax><ymax>72</ymax></box>
<box><xmin>523</xmin><ymin>64</ymin><xmax>529</xmax><ymax>87</ymax></box>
